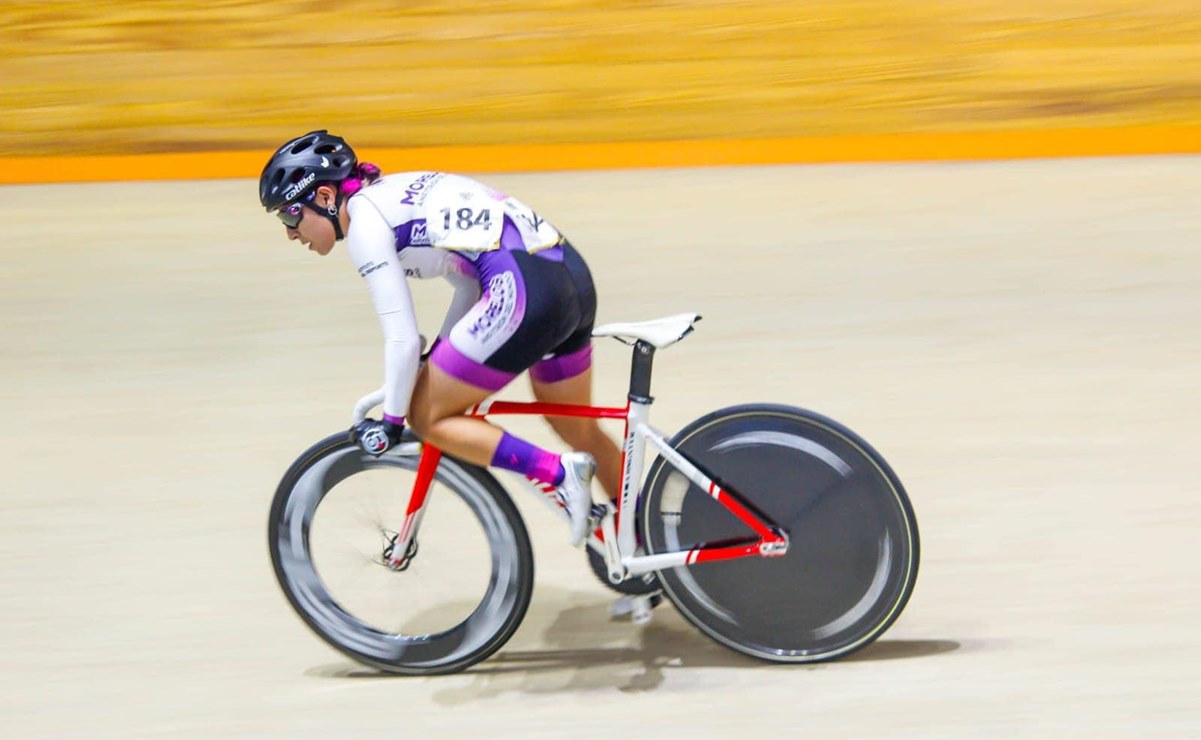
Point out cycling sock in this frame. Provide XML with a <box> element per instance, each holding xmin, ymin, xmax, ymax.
<box><xmin>491</xmin><ymin>432</ymin><xmax>565</xmax><ymax>486</ymax></box>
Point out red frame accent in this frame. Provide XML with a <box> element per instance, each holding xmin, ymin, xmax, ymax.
<box><xmin>693</xmin><ymin>541</ymin><xmax>763</xmax><ymax>564</ymax></box>
<box><xmin>709</xmin><ymin>483</ymin><xmax>777</xmax><ymax>541</ymax></box>
<box><xmin>403</xmin><ymin>399</ymin><xmax>785</xmax><ymax>565</ymax></box>
<box><xmin>470</xmin><ymin>401</ymin><xmax>629</xmax><ymax>420</ymax></box>
<box><xmin>409</xmin><ymin>446</ymin><xmax>442</xmax><ymax>514</ymax></box>
<box><xmin>386</xmin><ymin>445</ymin><xmax>444</xmax><ymax>567</ymax></box>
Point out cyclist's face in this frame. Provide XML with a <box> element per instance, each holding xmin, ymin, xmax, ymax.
<box><xmin>284</xmin><ymin>186</ymin><xmax>338</xmax><ymax>256</ymax></box>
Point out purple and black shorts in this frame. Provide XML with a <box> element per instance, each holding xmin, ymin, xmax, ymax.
<box><xmin>430</xmin><ymin>240</ymin><xmax>597</xmax><ymax>391</ymax></box>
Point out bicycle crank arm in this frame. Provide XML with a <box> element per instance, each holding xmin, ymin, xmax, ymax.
<box><xmin>597</xmin><ymin>504</ymin><xmax>625</xmax><ymax>584</ymax></box>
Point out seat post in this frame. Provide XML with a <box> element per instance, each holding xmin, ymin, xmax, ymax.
<box><xmin>628</xmin><ymin>340</ymin><xmax>656</xmax><ymax>404</ymax></box>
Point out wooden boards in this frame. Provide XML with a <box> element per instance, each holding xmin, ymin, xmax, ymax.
<box><xmin>2</xmin><ymin>1</ymin><xmax>1199</xmax><ymax>162</ymax></box>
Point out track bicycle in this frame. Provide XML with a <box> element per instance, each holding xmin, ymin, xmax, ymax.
<box><xmin>268</xmin><ymin>313</ymin><xmax>920</xmax><ymax>674</ymax></box>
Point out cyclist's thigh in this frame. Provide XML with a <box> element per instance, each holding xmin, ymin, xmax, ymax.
<box><xmin>410</xmin><ymin>362</ymin><xmax>496</xmax><ymax>423</ymax></box>
<box><xmin>530</xmin><ymin>364</ymin><xmax>594</xmax><ymax>405</ymax></box>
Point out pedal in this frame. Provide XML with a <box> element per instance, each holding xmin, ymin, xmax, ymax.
<box><xmin>588</xmin><ymin>502</ymin><xmax>611</xmax><ymax>522</ymax></box>
<box><xmin>609</xmin><ymin>592</ymin><xmax>660</xmax><ymax>625</ymax></box>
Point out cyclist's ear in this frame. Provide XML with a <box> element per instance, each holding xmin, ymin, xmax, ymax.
<box><xmin>313</xmin><ymin>184</ymin><xmax>338</xmax><ymax>209</ymax></box>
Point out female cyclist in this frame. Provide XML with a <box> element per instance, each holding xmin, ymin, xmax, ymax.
<box><xmin>258</xmin><ymin>130</ymin><xmax>622</xmax><ymax>547</ymax></box>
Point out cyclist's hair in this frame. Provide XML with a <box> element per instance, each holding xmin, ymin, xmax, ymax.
<box><xmin>339</xmin><ymin>162</ymin><xmax>382</xmax><ymax>197</ymax></box>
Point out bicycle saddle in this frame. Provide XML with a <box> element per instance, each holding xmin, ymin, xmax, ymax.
<box><xmin>592</xmin><ymin>313</ymin><xmax>701</xmax><ymax>348</ymax></box>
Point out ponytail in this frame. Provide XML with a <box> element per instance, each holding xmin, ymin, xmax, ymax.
<box><xmin>339</xmin><ymin>161</ymin><xmax>382</xmax><ymax>196</ymax></box>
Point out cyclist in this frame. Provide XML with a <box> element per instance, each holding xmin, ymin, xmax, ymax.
<box><xmin>258</xmin><ymin>130</ymin><xmax>621</xmax><ymax>547</ymax></box>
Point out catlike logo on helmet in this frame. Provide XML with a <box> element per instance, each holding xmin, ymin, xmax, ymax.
<box><xmin>283</xmin><ymin>173</ymin><xmax>316</xmax><ymax>202</ymax></box>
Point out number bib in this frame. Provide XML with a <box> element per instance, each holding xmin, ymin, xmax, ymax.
<box><xmin>425</xmin><ymin>179</ymin><xmax>504</xmax><ymax>250</ymax></box>
<box><xmin>424</xmin><ymin>176</ymin><xmax>562</xmax><ymax>253</ymax></box>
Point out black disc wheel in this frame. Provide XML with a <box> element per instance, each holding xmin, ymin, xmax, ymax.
<box><xmin>268</xmin><ymin>432</ymin><xmax>534</xmax><ymax>675</ymax></box>
<box><xmin>640</xmin><ymin>404</ymin><xmax>919</xmax><ymax>663</ymax></box>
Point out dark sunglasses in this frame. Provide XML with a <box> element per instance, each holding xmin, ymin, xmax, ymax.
<box><xmin>276</xmin><ymin>191</ymin><xmax>315</xmax><ymax>228</ymax></box>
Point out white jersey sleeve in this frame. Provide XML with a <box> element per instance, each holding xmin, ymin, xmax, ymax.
<box><xmin>345</xmin><ymin>196</ymin><xmax>422</xmax><ymax>420</ymax></box>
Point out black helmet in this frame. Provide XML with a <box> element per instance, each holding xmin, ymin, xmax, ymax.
<box><xmin>258</xmin><ymin>130</ymin><xmax>357</xmax><ymax>212</ymax></box>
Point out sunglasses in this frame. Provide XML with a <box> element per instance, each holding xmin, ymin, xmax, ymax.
<box><xmin>276</xmin><ymin>191</ymin><xmax>315</xmax><ymax>228</ymax></box>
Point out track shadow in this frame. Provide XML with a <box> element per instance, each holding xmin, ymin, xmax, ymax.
<box><xmin>840</xmin><ymin>638</ymin><xmax>960</xmax><ymax>662</ymax></box>
<box><xmin>305</xmin><ymin>587</ymin><xmax>961</xmax><ymax>698</ymax></box>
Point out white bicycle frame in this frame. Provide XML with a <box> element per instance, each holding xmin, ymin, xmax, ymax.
<box><xmin>477</xmin><ymin>396</ymin><xmax>788</xmax><ymax>582</ymax></box>
<box><xmin>352</xmin><ymin>364</ymin><xmax>788</xmax><ymax>584</ymax></box>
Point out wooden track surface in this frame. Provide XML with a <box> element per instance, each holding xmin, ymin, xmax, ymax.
<box><xmin>3</xmin><ymin>158</ymin><xmax>1199</xmax><ymax>736</ymax></box>
<box><xmin>2</xmin><ymin>1</ymin><xmax>1201</xmax><ymax>156</ymax></box>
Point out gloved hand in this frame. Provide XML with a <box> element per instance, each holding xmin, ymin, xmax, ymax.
<box><xmin>351</xmin><ymin>416</ymin><xmax>405</xmax><ymax>456</ymax></box>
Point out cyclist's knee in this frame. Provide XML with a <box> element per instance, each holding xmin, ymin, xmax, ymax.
<box><xmin>407</xmin><ymin>397</ymin><xmax>438</xmax><ymax>439</ymax></box>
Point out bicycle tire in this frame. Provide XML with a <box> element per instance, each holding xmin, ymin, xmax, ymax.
<box><xmin>268</xmin><ymin>431</ymin><xmax>534</xmax><ymax>675</ymax></box>
<box><xmin>640</xmin><ymin>404</ymin><xmax>919</xmax><ymax>663</ymax></box>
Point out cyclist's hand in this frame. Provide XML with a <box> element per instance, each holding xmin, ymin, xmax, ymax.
<box><xmin>351</xmin><ymin>417</ymin><xmax>405</xmax><ymax>456</ymax></box>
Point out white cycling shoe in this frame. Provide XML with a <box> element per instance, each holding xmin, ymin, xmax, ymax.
<box><xmin>557</xmin><ymin>451</ymin><xmax>597</xmax><ymax>548</ymax></box>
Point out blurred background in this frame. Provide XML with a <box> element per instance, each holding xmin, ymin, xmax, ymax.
<box><xmin>2</xmin><ymin>0</ymin><xmax>1199</xmax><ymax>158</ymax></box>
<box><xmin>2</xmin><ymin>3</ymin><xmax>1199</xmax><ymax>738</ymax></box>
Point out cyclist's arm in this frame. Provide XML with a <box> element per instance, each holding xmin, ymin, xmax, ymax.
<box><xmin>345</xmin><ymin>197</ymin><xmax>422</xmax><ymax>421</ymax></box>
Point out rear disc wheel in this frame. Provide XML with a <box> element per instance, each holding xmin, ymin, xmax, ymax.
<box><xmin>641</xmin><ymin>404</ymin><xmax>919</xmax><ymax>663</ymax></box>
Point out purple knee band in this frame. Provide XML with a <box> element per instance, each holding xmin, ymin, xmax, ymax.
<box><xmin>529</xmin><ymin>344</ymin><xmax>592</xmax><ymax>383</ymax></box>
<box><xmin>430</xmin><ymin>340</ymin><xmax>517</xmax><ymax>392</ymax></box>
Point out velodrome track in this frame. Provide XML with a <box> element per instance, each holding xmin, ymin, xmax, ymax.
<box><xmin>2</xmin><ymin>157</ymin><xmax>1198</xmax><ymax>737</ymax></box>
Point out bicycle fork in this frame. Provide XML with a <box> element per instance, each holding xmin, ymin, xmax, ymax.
<box><xmin>383</xmin><ymin>444</ymin><xmax>441</xmax><ymax>570</ymax></box>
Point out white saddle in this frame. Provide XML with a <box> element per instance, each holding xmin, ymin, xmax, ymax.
<box><xmin>592</xmin><ymin>313</ymin><xmax>701</xmax><ymax>349</ymax></box>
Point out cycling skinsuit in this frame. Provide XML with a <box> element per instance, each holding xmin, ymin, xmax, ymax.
<box><xmin>345</xmin><ymin>172</ymin><xmax>597</xmax><ymax>420</ymax></box>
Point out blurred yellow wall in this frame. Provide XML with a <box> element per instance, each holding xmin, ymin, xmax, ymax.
<box><xmin>2</xmin><ymin>1</ymin><xmax>1200</xmax><ymax>159</ymax></box>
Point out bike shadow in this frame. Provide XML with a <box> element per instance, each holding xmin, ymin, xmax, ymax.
<box><xmin>306</xmin><ymin>587</ymin><xmax>959</xmax><ymax>699</ymax></box>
